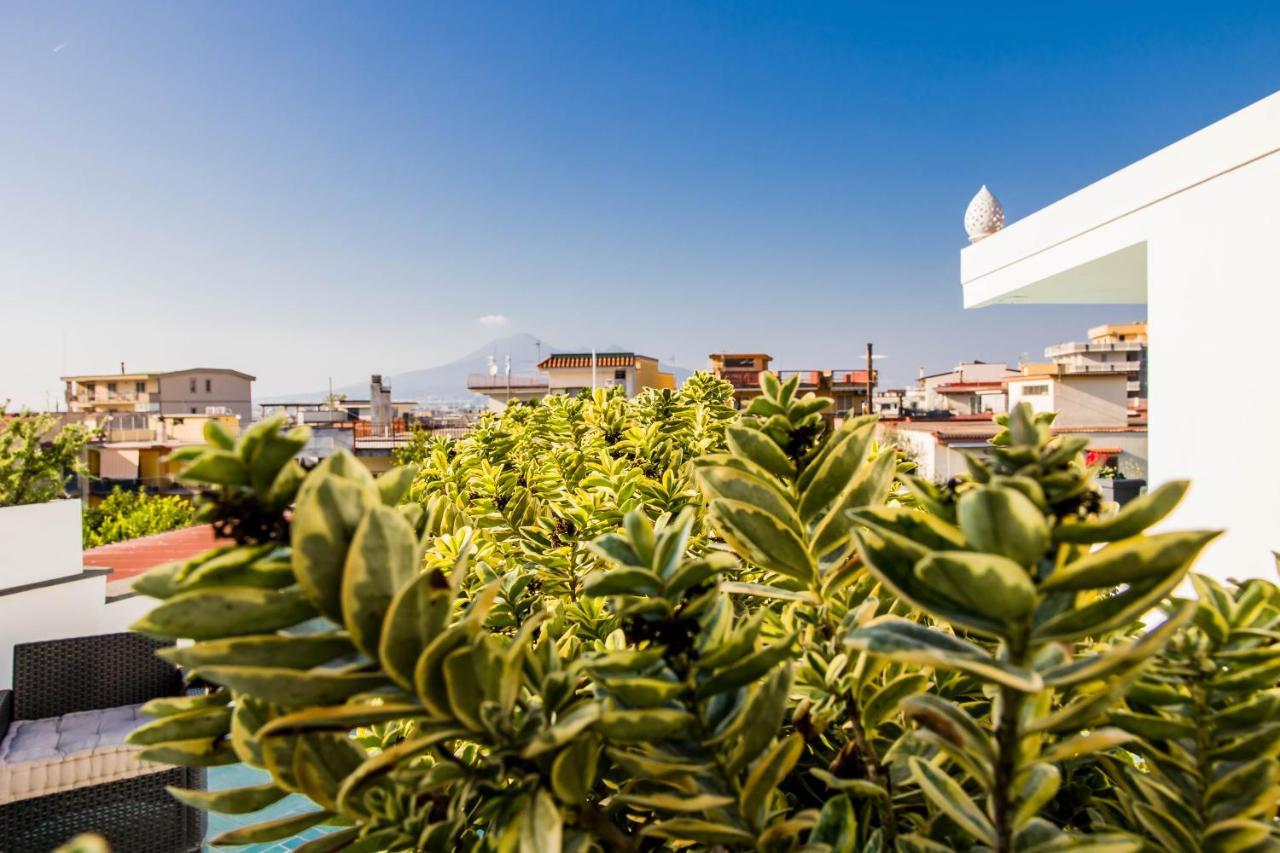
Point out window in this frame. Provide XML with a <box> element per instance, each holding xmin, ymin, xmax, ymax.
<box><xmin>190</xmin><ymin>378</ymin><xmax>197</xmax><ymax>393</ymax></box>
<box><xmin>190</xmin><ymin>407</ymin><xmax>197</xmax><ymax>414</ymax></box>
<box><xmin>1021</xmin><ymin>384</ymin><xmax>1049</xmax><ymax>396</ymax></box>
<box><xmin>614</xmin><ymin>369</ymin><xmax>626</xmax><ymax>382</ymax></box>
<box><xmin>136</xmin><ymin>381</ymin><xmax>145</xmax><ymax>394</ymax></box>
<box><xmin>205</xmin><ymin>379</ymin><xmax>212</xmax><ymax>393</ymax></box>
<box><xmin>107</xmin><ymin>382</ymin><xmax>117</xmax><ymax>393</ymax></box>
<box><xmin>724</xmin><ymin>357</ymin><xmax>756</xmax><ymax>368</ymax></box>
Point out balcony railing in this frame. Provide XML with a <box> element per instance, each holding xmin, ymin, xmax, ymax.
<box><xmin>466</xmin><ymin>374</ymin><xmax>550</xmax><ymax>391</ymax></box>
<box><xmin>1044</xmin><ymin>341</ymin><xmax>1145</xmax><ymax>357</ymax></box>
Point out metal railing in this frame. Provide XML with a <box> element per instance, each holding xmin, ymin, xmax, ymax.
<box><xmin>1044</xmin><ymin>341</ymin><xmax>1145</xmax><ymax>357</ymax></box>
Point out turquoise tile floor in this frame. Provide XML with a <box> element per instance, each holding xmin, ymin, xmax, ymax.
<box><xmin>204</xmin><ymin>765</ymin><xmax>333</xmax><ymax>852</ymax></box>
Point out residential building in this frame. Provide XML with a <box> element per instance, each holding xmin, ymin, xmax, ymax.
<box><xmin>539</xmin><ymin>352</ymin><xmax>676</xmax><ymax>397</ymax></box>
<box><xmin>63</xmin><ymin>367</ymin><xmax>255</xmax><ymax>424</ymax></box>
<box><xmin>873</xmin><ymin>389</ymin><xmax>906</xmax><ymax>417</ymax></box>
<box><xmin>885</xmin><ymin>366</ymin><xmax>1143</xmax><ymax>484</ymax></box>
<box><xmin>1045</xmin><ymin>321</ymin><xmax>1148</xmax><ymax>409</ymax></box>
<box><xmin>708</xmin><ymin>354</ymin><xmax>877</xmax><ymax>413</ymax></box>
<box><xmin>959</xmin><ymin>91</ymin><xmax>1280</xmax><ymax>580</ymax></box>
<box><xmin>916</xmin><ymin>362</ymin><xmax>1020</xmax><ymax>414</ymax></box>
<box><xmin>884</xmin><ymin>419</ymin><xmax>1147</xmax><ymax>485</ymax></box>
<box><xmin>82</xmin><ymin>412</ymin><xmax>241</xmax><ymax>497</ymax></box>
<box><xmin>1005</xmin><ymin>369</ymin><xmax>1130</xmax><ymax>428</ymax></box>
<box><xmin>708</xmin><ymin>353</ymin><xmax>774</xmax><ymax>407</ymax></box>
<box><xmin>466</xmin><ymin>373</ymin><xmax>551</xmax><ymax>408</ymax></box>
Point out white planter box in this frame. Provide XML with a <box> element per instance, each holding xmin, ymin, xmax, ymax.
<box><xmin>0</xmin><ymin>499</ymin><xmax>84</xmax><ymax>590</ymax></box>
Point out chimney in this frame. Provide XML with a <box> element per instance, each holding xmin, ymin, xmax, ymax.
<box><xmin>370</xmin><ymin>375</ymin><xmax>392</xmax><ymax>430</ymax></box>
<box><xmin>121</xmin><ymin>362</ymin><xmax>126</xmax><ymax>374</ymax></box>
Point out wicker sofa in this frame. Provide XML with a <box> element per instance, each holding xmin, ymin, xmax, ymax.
<box><xmin>0</xmin><ymin>633</ymin><xmax>206</xmax><ymax>853</ymax></box>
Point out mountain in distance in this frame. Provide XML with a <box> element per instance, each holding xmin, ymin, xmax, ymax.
<box><xmin>265</xmin><ymin>333</ymin><xmax>694</xmax><ymax>404</ymax></box>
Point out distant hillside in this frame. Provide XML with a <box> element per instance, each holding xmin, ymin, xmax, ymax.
<box><xmin>265</xmin><ymin>333</ymin><xmax>693</xmax><ymax>404</ymax></box>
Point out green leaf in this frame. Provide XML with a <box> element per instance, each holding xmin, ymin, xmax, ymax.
<box><xmin>695</xmin><ymin>633</ymin><xmax>796</xmax><ymax>698</ymax></box>
<box><xmin>726</xmin><ymin>425</ymin><xmax>795</xmax><ymax>481</ymax></box>
<box><xmin>597</xmin><ymin>708</ymin><xmax>697</xmax><ymax>741</ymax></box>
<box><xmin>158</xmin><ymin>633</ymin><xmax>355</xmax><ymax>670</ymax></box>
<box><xmin>901</xmin><ymin>694</ymin><xmax>994</xmax><ymax>762</ymax></box>
<box><xmin>1042</xmin><ymin>600</ymin><xmax>1195</xmax><ymax>687</ymax></box>
<box><xmin>1033</xmin><ymin>570</ymin><xmax>1194</xmax><ymax>643</ymax></box>
<box><xmin>846</xmin><ymin>617</ymin><xmax>1042</xmax><ymax>692</ymax></box>
<box><xmin>166</xmin><ymin>782</ymin><xmax>288</xmax><ymax>815</ymax></box>
<box><xmin>709</xmin><ymin>499</ymin><xmax>816</xmax><ymax>584</ymax></box>
<box><xmin>126</xmin><ymin>706</ymin><xmax>231</xmax><ymax>745</ymax></box>
<box><xmin>730</xmin><ymin>665</ymin><xmax>794</xmax><ymax>772</ymax></box>
<box><xmin>1040</xmin><ymin>530</ymin><xmax>1220</xmax><ymax>592</ymax></box>
<box><xmin>550</xmin><ymin>737</ymin><xmax>599</xmax><ymax>805</ymax></box>
<box><xmin>341</xmin><ymin>504</ymin><xmax>420</xmax><ymax>658</ymax></box>
<box><xmin>1040</xmin><ymin>728</ymin><xmax>1134</xmax><ymax>763</ymax></box>
<box><xmin>620</xmin><ymin>792</ymin><xmax>736</xmax><ymax>812</ymax></box>
<box><xmin>797</xmin><ymin>423</ymin><xmax>873</xmax><ymax>522</ymax></box>
<box><xmin>195</xmin><ymin>665</ymin><xmax>391</xmax><ymax>707</ymax></box>
<box><xmin>862</xmin><ymin>673</ymin><xmax>929</xmax><ymax>730</ymax></box>
<box><xmin>853</xmin><ymin>526</ymin><xmax>1005</xmax><ymax>638</ymax></box>
<box><xmin>138</xmin><ymin>736</ymin><xmax>239</xmax><ymax>767</ymax></box>
<box><xmin>809</xmin><ymin>795</ymin><xmax>858</xmax><ymax>853</ymax></box>
<box><xmin>1014</xmin><ymin>763</ymin><xmax>1061</xmax><ymax>829</ymax></box>
<box><xmin>292</xmin><ymin>475</ymin><xmax>374</xmax><ymax>623</ymax></box>
<box><xmin>519</xmin><ymin>789</ymin><xmax>562</xmax><ymax>853</ymax></box>
<box><xmin>909</xmin><ymin>756</ymin><xmax>995</xmax><ymax>845</ymax></box>
<box><xmin>913</xmin><ymin>550</ymin><xmax>1037</xmax><ymax>624</ymax></box>
<box><xmin>810</xmin><ymin>450</ymin><xmax>899</xmax><ymax>560</ymax></box>
<box><xmin>257</xmin><ymin>703</ymin><xmax>431</xmax><ymax>738</ymax></box>
<box><xmin>697</xmin><ymin>465</ymin><xmax>803</xmax><ymax>535</ymax></box>
<box><xmin>335</xmin><ymin>727</ymin><xmax>468</xmax><ymax>813</ymax></box>
<box><xmin>643</xmin><ymin>819</ymin><xmax>755</xmax><ymax>845</ymax></box>
<box><xmin>209</xmin><ymin>809</ymin><xmax>333</xmax><ymax>846</ymax></box>
<box><xmin>1053</xmin><ymin>481</ymin><xmax>1190</xmax><ymax>544</ymax></box>
<box><xmin>132</xmin><ymin>586</ymin><xmax>316</xmax><ymax>640</ymax></box>
<box><xmin>178</xmin><ymin>449</ymin><xmax>249</xmax><ymax>486</ymax></box>
<box><xmin>583</xmin><ymin>567</ymin><xmax>663</xmax><ymax>597</ymax></box>
<box><xmin>523</xmin><ymin>704</ymin><xmax>604</xmax><ymax>758</ymax></box>
<box><xmin>376</xmin><ymin>464</ymin><xmax>418</xmax><ymax>506</ymax></box>
<box><xmin>741</xmin><ymin>733</ymin><xmax>804</xmax><ymax>827</ymax></box>
<box><xmin>380</xmin><ymin>570</ymin><xmax>451</xmax><ymax>691</ymax></box>
<box><xmin>957</xmin><ymin>485</ymin><xmax>1050</xmax><ymax>565</ymax></box>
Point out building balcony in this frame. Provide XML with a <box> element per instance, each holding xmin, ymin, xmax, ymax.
<box><xmin>1056</xmin><ymin>362</ymin><xmax>1144</xmax><ymax>374</ymax></box>
<box><xmin>1044</xmin><ymin>340</ymin><xmax>1145</xmax><ymax>357</ymax></box>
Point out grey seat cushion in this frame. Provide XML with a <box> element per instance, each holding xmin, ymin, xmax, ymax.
<box><xmin>0</xmin><ymin>704</ymin><xmax>162</xmax><ymax>804</ymax></box>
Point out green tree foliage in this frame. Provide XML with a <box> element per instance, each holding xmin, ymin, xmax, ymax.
<box><xmin>128</xmin><ymin>385</ymin><xmax>1262</xmax><ymax>852</ymax></box>
<box><xmin>82</xmin><ymin>487</ymin><xmax>197</xmax><ymax>548</ymax></box>
<box><xmin>0</xmin><ymin>407</ymin><xmax>90</xmax><ymax>507</ymax></box>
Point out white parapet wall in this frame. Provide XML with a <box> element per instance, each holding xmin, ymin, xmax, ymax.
<box><xmin>0</xmin><ymin>499</ymin><xmax>158</xmax><ymax>690</ymax></box>
<box><xmin>0</xmin><ymin>500</ymin><xmax>84</xmax><ymax>588</ymax></box>
<box><xmin>960</xmin><ymin>92</ymin><xmax>1280</xmax><ymax>581</ymax></box>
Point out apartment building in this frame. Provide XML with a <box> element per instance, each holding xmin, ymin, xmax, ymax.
<box><xmin>63</xmin><ymin>367</ymin><xmax>255</xmax><ymax>424</ymax></box>
<box><xmin>915</xmin><ymin>361</ymin><xmax>1020</xmax><ymax>414</ymax></box>
<box><xmin>1044</xmin><ymin>321</ymin><xmax>1148</xmax><ymax>409</ymax></box>
<box><xmin>708</xmin><ymin>353</ymin><xmax>877</xmax><ymax>413</ymax></box>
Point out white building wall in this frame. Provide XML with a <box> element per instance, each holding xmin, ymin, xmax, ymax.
<box><xmin>961</xmin><ymin>93</ymin><xmax>1280</xmax><ymax>580</ymax></box>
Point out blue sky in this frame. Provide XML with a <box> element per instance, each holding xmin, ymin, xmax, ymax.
<box><xmin>3</xmin><ymin>2</ymin><xmax>1278</xmax><ymax>406</ymax></box>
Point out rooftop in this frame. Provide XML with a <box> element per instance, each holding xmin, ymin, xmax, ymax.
<box><xmin>538</xmin><ymin>352</ymin><xmax>658</xmax><ymax>369</ymax></box>
<box><xmin>83</xmin><ymin>524</ymin><xmax>219</xmax><ymax>595</ymax></box>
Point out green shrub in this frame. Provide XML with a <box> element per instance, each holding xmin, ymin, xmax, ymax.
<box><xmin>127</xmin><ymin>384</ymin><xmax>1256</xmax><ymax>852</ymax></box>
<box><xmin>82</xmin><ymin>486</ymin><xmax>197</xmax><ymax>548</ymax></box>
<box><xmin>0</xmin><ymin>407</ymin><xmax>90</xmax><ymax>507</ymax></box>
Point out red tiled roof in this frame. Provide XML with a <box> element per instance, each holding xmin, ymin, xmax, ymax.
<box><xmin>538</xmin><ymin>353</ymin><xmax>655</xmax><ymax>369</ymax></box>
<box><xmin>84</xmin><ymin>524</ymin><xmax>219</xmax><ymax>583</ymax></box>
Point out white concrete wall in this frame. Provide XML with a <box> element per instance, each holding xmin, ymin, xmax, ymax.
<box><xmin>0</xmin><ymin>581</ymin><xmax>152</xmax><ymax>690</ymax></box>
<box><xmin>0</xmin><ymin>500</ymin><xmax>84</xmax><ymax>588</ymax></box>
<box><xmin>961</xmin><ymin>93</ymin><xmax>1280</xmax><ymax>580</ymax></box>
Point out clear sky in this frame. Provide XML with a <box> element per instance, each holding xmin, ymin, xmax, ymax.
<box><xmin>3</xmin><ymin>2</ymin><xmax>1278</xmax><ymax>406</ymax></box>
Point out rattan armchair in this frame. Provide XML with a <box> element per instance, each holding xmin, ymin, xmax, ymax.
<box><xmin>0</xmin><ymin>633</ymin><xmax>205</xmax><ymax>853</ymax></box>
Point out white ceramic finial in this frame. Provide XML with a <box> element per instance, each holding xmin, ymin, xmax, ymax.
<box><xmin>964</xmin><ymin>185</ymin><xmax>1005</xmax><ymax>243</ymax></box>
